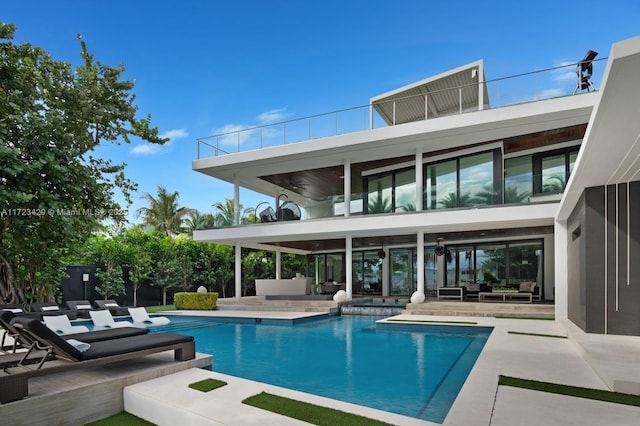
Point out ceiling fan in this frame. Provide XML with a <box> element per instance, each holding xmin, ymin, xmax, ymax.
<box><xmin>287</xmin><ymin>173</ymin><xmax>308</xmax><ymax>190</ymax></box>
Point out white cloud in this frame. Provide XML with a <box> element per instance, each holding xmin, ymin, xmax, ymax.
<box><xmin>257</xmin><ymin>108</ymin><xmax>288</xmax><ymax>124</ymax></box>
<box><xmin>130</xmin><ymin>143</ymin><xmax>164</xmax><ymax>155</ymax></box>
<box><xmin>130</xmin><ymin>128</ymin><xmax>188</xmax><ymax>155</ymax></box>
<box><xmin>159</xmin><ymin>128</ymin><xmax>189</xmax><ymax>140</ymax></box>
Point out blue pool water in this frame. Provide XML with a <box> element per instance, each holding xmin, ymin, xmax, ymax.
<box><xmin>142</xmin><ymin>315</ymin><xmax>491</xmax><ymax>423</ymax></box>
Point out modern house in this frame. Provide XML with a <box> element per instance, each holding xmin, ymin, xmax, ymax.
<box><xmin>193</xmin><ymin>35</ymin><xmax>640</xmax><ymax>336</ymax></box>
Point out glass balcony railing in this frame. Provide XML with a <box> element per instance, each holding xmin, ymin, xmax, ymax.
<box><xmin>213</xmin><ymin>177</ymin><xmax>566</xmax><ymax>228</ymax></box>
<box><xmin>196</xmin><ymin>59</ymin><xmax>605</xmax><ymax>159</ymax></box>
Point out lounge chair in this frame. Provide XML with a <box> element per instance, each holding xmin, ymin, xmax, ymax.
<box><xmin>93</xmin><ymin>299</ymin><xmax>130</xmax><ymax>316</ymax></box>
<box><xmin>89</xmin><ymin>309</ymin><xmax>134</xmax><ymax>330</ymax></box>
<box><xmin>30</xmin><ymin>302</ymin><xmax>79</xmax><ymax>320</ymax></box>
<box><xmin>43</xmin><ymin>315</ymin><xmax>90</xmax><ymax>335</ymax></box>
<box><xmin>2</xmin><ymin>313</ymin><xmax>148</xmax><ymax>370</ymax></box>
<box><xmin>0</xmin><ymin>318</ymin><xmax>195</xmax><ymax>403</ymax></box>
<box><xmin>128</xmin><ymin>307</ymin><xmax>171</xmax><ymax>326</ymax></box>
<box><xmin>65</xmin><ymin>300</ymin><xmax>97</xmax><ymax>319</ymax></box>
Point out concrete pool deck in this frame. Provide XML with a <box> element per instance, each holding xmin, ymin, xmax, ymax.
<box><xmin>122</xmin><ymin>310</ymin><xmax>640</xmax><ymax>425</ymax></box>
<box><xmin>2</xmin><ymin>308</ymin><xmax>638</xmax><ymax>424</ymax></box>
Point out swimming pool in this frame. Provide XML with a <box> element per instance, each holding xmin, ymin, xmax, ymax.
<box><xmin>148</xmin><ymin>315</ymin><xmax>491</xmax><ymax>423</ymax></box>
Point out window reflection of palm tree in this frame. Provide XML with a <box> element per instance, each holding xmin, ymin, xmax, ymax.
<box><xmin>438</xmin><ymin>192</ymin><xmax>473</xmax><ymax>208</ymax></box>
<box><xmin>543</xmin><ymin>174</ymin><xmax>566</xmax><ymax>193</ymax></box>
<box><xmin>367</xmin><ymin>195</ymin><xmax>392</xmax><ymax>213</ymax></box>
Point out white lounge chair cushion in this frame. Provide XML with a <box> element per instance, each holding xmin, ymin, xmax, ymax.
<box><xmin>89</xmin><ymin>310</ymin><xmax>133</xmax><ymax>328</ymax></box>
<box><xmin>66</xmin><ymin>339</ymin><xmax>90</xmax><ymax>352</ymax></box>
<box><xmin>5</xmin><ymin>308</ymin><xmax>23</xmax><ymax>313</ymax></box>
<box><xmin>43</xmin><ymin>315</ymin><xmax>90</xmax><ymax>335</ymax></box>
<box><xmin>75</xmin><ymin>304</ymin><xmax>92</xmax><ymax>310</ymax></box>
<box><xmin>41</xmin><ymin>306</ymin><xmax>60</xmax><ymax>311</ymax></box>
<box><xmin>104</xmin><ymin>303</ymin><xmax>119</xmax><ymax>307</ymax></box>
<box><xmin>128</xmin><ymin>307</ymin><xmax>171</xmax><ymax>326</ymax></box>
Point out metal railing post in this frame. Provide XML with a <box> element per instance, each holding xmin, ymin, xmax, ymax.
<box><xmin>424</xmin><ymin>94</ymin><xmax>428</xmax><ymax>120</ymax></box>
<box><xmin>393</xmin><ymin>101</ymin><xmax>396</xmax><ymax>125</ymax></box>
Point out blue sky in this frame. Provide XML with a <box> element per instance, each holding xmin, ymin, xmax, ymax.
<box><xmin>4</xmin><ymin>1</ymin><xmax>640</xmax><ymax>224</ymax></box>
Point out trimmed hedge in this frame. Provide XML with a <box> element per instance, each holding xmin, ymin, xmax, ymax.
<box><xmin>174</xmin><ymin>292</ymin><xmax>218</xmax><ymax>310</ymax></box>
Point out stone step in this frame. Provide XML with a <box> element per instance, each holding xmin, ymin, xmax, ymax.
<box><xmin>403</xmin><ymin>301</ymin><xmax>555</xmax><ymax>319</ymax></box>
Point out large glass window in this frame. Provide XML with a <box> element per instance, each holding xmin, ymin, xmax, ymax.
<box><xmin>390</xmin><ymin>248</ymin><xmax>412</xmax><ymax>295</ymax></box>
<box><xmin>309</xmin><ymin>254</ymin><xmax>344</xmax><ymax>285</ymax></box>
<box><xmin>367</xmin><ymin>174</ymin><xmax>392</xmax><ymax>214</ymax></box>
<box><xmin>443</xmin><ymin>240</ymin><xmax>543</xmax><ymax>297</ymax></box>
<box><xmin>476</xmin><ymin>244</ymin><xmax>506</xmax><ymax>285</ymax></box>
<box><xmin>460</xmin><ymin>152</ymin><xmax>494</xmax><ymax>206</ymax></box>
<box><xmin>445</xmin><ymin>246</ymin><xmax>475</xmax><ymax>286</ymax></box>
<box><xmin>504</xmin><ymin>156</ymin><xmax>533</xmax><ymax>203</ymax></box>
<box><xmin>365</xmin><ymin>167</ymin><xmax>415</xmax><ymax>214</ymax></box>
<box><xmin>507</xmin><ymin>242</ymin><xmax>542</xmax><ymax>285</ymax></box>
<box><xmin>425</xmin><ymin>248</ymin><xmax>437</xmax><ymax>296</ymax></box>
<box><xmin>425</xmin><ymin>150</ymin><xmax>499</xmax><ymax>209</ymax></box>
<box><xmin>395</xmin><ymin>169</ymin><xmax>416</xmax><ymax>212</ymax></box>
<box><xmin>542</xmin><ymin>154</ymin><xmax>566</xmax><ymax>193</ymax></box>
<box><xmin>362</xmin><ymin>251</ymin><xmax>383</xmax><ymax>294</ymax></box>
<box><xmin>426</xmin><ymin>160</ymin><xmax>457</xmax><ymax>209</ymax></box>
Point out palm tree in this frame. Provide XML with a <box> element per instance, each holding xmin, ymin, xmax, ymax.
<box><xmin>184</xmin><ymin>210</ymin><xmax>216</xmax><ymax>234</ymax></box>
<box><xmin>136</xmin><ymin>185</ymin><xmax>192</xmax><ymax>236</ymax></box>
<box><xmin>213</xmin><ymin>198</ymin><xmax>253</xmax><ymax>226</ymax></box>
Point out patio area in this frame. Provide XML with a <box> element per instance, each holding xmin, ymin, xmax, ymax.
<box><xmin>1</xmin><ymin>308</ymin><xmax>639</xmax><ymax>425</ymax></box>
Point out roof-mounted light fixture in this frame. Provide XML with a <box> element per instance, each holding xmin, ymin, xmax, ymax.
<box><xmin>573</xmin><ymin>50</ymin><xmax>598</xmax><ymax>94</ymax></box>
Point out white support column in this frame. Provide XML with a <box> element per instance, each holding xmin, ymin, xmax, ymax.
<box><xmin>344</xmin><ymin>159</ymin><xmax>351</xmax><ymax>217</ymax></box>
<box><xmin>233</xmin><ymin>180</ymin><xmax>240</xmax><ymax>226</ymax></box>
<box><xmin>415</xmin><ymin>149</ymin><xmax>423</xmax><ymax>211</ymax></box>
<box><xmin>346</xmin><ymin>235</ymin><xmax>353</xmax><ymax>301</ymax></box>
<box><xmin>477</xmin><ymin>64</ymin><xmax>485</xmax><ymax>111</ymax></box>
<box><xmin>275</xmin><ymin>248</ymin><xmax>282</xmax><ymax>280</ymax></box>
<box><xmin>235</xmin><ymin>243</ymin><xmax>242</xmax><ymax>299</ymax></box>
<box><xmin>417</xmin><ymin>231</ymin><xmax>425</xmax><ymax>294</ymax></box>
<box><xmin>554</xmin><ymin>221</ymin><xmax>568</xmax><ymax>320</ymax></box>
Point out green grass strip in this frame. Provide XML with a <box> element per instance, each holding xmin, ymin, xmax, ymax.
<box><xmin>499</xmin><ymin>375</ymin><xmax>640</xmax><ymax>407</ymax></box>
<box><xmin>386</xmin><ymin>318</ymin><xmax>477</xmax><ymax>325</ymax></box>
<box><xmin>242</xmin><ymin>392</ymin><xmax>394</xmax><ymax>426</ymax></box>
<box><xmin>508</xmin><ymin>331</ymin><xmax>567</xmax><ymax>338</ymax></box>
<box><xmin>85</xmin><ymin>412</ymin><xmax>155</xmax><ymax>425</ymax></box>
<box><xmin>144</xmin><ymin>304</ymin><xmax>176</xmax><ymax>313</ymax></box>
<box><xmin>188</xmin><ymin>378</ymin><xmax>227</xmax><ymax>392</ymax></box>
<box><xmin>494</xmin><ymin>316</ymin><xmax>555</xmax><ymax>320</ymax></box>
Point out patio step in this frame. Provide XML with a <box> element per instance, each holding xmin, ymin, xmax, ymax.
<box><xmin>216</xmin><ymin>296</ymin><xmax>338</xmax><ymax>313</ymax></box>
<box><xmin>403</xmin><ymin>300</ymin><xmax>555</xmax><ymax>319</ymax></box>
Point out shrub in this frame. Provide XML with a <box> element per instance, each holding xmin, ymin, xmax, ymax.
<box><xmin>174</xmin><ymin>292</ymin><xmax>218</xmax><ymax>310</ymax></box>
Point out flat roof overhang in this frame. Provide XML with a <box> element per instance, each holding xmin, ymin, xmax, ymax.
<box><xmin>193</xmin><ymin>203</ymin><xmax>558</xmax><ymax>254</ymax></box>
<box><xmin>193</xmin><ymin>94</ymin><xmax>596</xmax><ymax>202</ymax></box>
<box><xmin>557</xmin><ymin>35</ymin><xmax>640</xmax><ymax>222</ymax></box>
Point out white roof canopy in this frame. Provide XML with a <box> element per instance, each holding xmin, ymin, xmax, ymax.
<box><xmin>371</xmin><ymin>60</ymin><xmax>489</xmax><ymax>125</ymax></box>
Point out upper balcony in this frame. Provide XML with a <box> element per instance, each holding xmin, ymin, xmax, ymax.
<box><xmin>196</xmin><ymin>57</ymin><xmax>605</xmax><ymax>159</ymax></box>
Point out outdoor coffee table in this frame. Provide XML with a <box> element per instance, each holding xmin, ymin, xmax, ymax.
<box><xmin>478</xmin><ymin>291</ymin><xmax>532</xmax><ymax>303</ymax></box>
<box><xmin>437</xmin><ymin>287</ymin><xmax>465</xmax><ymax>301</ymax></box>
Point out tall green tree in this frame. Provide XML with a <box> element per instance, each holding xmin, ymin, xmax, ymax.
<box><xmin>0</xmin><ymin>24</ymin><xmax>166</xmax><ymax>304</ymax></box>
<box><xmin>184</xmin><ymin>210</ymin><xmax>216</xmax><ymax>234</ymax></box>
<box><xmin>213</xmin><ymin>198</ymin><xmax>253</xmax><ymax>226</ymax></box>
<box><xmin>136</xmin><ymin>185</ymin><xmax>192</xmax><ymax>236</ymax></box>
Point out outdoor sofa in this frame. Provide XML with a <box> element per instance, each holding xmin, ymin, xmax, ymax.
<box><xmin>0</xmin><ymin>317</ymin><xmax>195</xmax><ymax>403</ymax></box>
